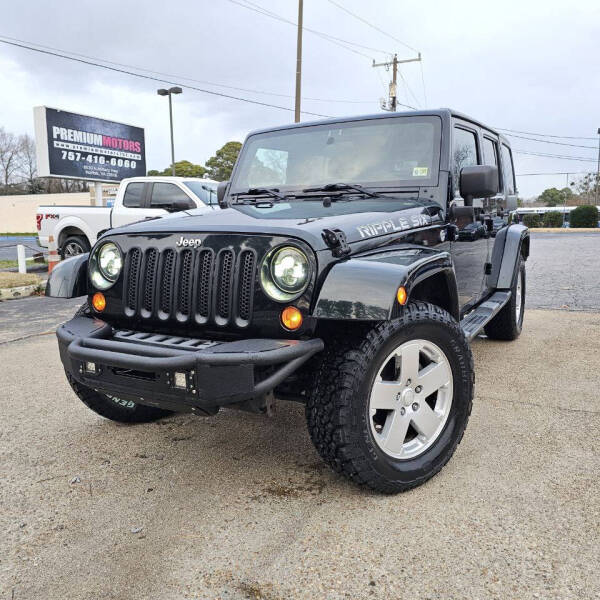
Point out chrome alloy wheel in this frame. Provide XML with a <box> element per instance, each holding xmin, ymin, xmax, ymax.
<box><xmin>515</xmin><ymin>270</ymin><xmax>523</xmax><ymax>324</ymax></box>
<box><xmin>369</xmin><ymin>339</ymin><xmax>453</xmax><ymax>460</ymax></box>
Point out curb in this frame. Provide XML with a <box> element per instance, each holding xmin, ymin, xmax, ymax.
<box><xmin>528</xmin><ymin>228</ymin><xmax>600</xmax><ymax>233</ymax></box>
<box><xmin>0</xmin><ymin>280</ymin><xmax>46</xmax><ymax>301</ymax></box>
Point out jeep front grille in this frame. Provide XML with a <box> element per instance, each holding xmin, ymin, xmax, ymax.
<box><xmin>123</xmin><ymin>246</ymin><xmax>257</xmax><ymax>327</ymax></box>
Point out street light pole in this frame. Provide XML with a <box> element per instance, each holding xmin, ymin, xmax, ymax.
<box><xmin>157</xmin><ymin>87</ymin><xmax>183</xmax><ymax>175</ymax></box>
<box><xmin>596</xmin><ymin>127</ymin><xmax>600</xmax><ymax>204</ymax></box>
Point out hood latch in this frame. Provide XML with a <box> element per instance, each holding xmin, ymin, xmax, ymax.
<box><xmin>322</xmin><ymin>228</ymin><xmax>351</xmax><ymax>257</ymax></box>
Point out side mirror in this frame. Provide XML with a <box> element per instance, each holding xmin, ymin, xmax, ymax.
<box><xmin>217</xmin><ymin>181</ymin><xmax>229</xmax><ymax>208</ymax></box>
<box><xmin>459</xmin><ymin>165</ymin><xmax>498</xmax><ymax>204</ymax></box>
<box><xmin>165</xmin><ymin>199</ymin><xmax>195</xmax><ymax>212</ymax></box>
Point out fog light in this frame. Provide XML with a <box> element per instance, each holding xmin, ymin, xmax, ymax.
<box><xmin>174</xmin><ymin>372</ymin><xmax>187</xmax><ymax>389</ymax></box>
<box><xmin>397</xmin><ymin>286</ymin><xmax>407</xmax><ymax>306</ymax></box>
<box><xmin>85</xmin><ymin>362</ymin><xmax>97</xmax><ymax>374</ymax></box>
<box><xmin>92</xmin><ymin>292</ymin><xmax>106</xmax><ymax>312</ymax></box>
<box><xmin>281</xmin><ymin>306</ymin><xmax>302</xmax><ymax>330</ymax></box>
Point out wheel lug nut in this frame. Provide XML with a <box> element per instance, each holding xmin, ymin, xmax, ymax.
<box><xmin>412</xmin><ymin>402</ymin><xmax>419</xmax><ymax>411</ymax></box>
<box><xmin>400</xmin><ymin>407</ymin><xmax>406</xmax><ymax>415</ymax></box>
<box><xmin>415</xmin><ymin>385</ymin><xmax>422</xmax><ymax>393</ymax></box>
<box><xmin>406</xmin><ymin>379</ymin><xmax>412</xmax><ymax>385</ymax></box>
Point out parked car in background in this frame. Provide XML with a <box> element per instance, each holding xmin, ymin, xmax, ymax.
<box><xmin>37</xmin><ymin>177</ymin><xmax>220</xmax><ymax>258</ymax></box>
<box><xmin>458</xmin><ymin>221</ymin><xmax>487</xmax><ymax>241</ymax></box>
<box><xmin>490</xmin><ymin>217</ymin><xmax>507</xmax><ymax>237</ymax></box>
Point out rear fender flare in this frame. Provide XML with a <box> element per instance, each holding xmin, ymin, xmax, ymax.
<box><xmin>488</xmin><ymin>224</ymin><xmax>529</xmax><ymax>289</ymax></box>
<box><xmin>314</xmin><ymin>249</ymin><xmax>456</xmax><ymax>321</ymax></box>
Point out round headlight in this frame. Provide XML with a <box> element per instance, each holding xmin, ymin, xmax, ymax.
<box><xmin>261</xmin><ymin>246</ymin><xmax>310</xmax><ymax>301</ymax></box>
<box><xmin>90</xmin><ymin>242</ymin><xmax>122</xmax><ymax>290</ymax></box>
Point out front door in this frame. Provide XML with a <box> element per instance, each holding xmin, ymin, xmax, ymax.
<box><xmin>449</xmin><ymin>122</ymin><xmax>490</xmax><ymax>312</ymax></box>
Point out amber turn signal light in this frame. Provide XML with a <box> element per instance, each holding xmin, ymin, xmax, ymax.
<box><xmin>397</xmin><ymin>286</ymin><xmax>408</xmax><ymax>306</ymax></box>
<box><xmin>92</xmin><ymin>292</ymin><xmax>106</xmax><ymax>312</ymax></box>
<box><xmin>281</xmin><ymin>306</ymin><xmax>303</xmax><ymax>330</ymax></box>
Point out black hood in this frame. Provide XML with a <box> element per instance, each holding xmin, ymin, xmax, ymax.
<box><xmin>109</xmin><ymin>200</ymin><xmax>441</xmax><ymax>251</ymax></box>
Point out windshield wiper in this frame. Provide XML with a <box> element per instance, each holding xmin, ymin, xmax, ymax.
<box><xmin>230</xmin><ymin>187</ymin><xmax>287</xmax><ymax>202</ymax></box>
<box><xmin>302</xmin><ymin>182</ymin><xmax>381</xmax><ymax>198</ymax></box>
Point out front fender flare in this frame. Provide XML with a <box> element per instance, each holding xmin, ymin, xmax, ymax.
<box><xmin>314</xmin><ymin>248</ymin><xmax>455</xmax><ymax>320</ymax></box>
<box><xmin>45</xmin><ymin>253</ymin><xmax>88</xmax><ymax>298</ymax></box>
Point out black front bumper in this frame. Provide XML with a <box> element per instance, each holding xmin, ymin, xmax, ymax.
<box><xmin>58</xmin><ymin>316</ymin><xmax>324</xmax><ymax>412</ymax></box>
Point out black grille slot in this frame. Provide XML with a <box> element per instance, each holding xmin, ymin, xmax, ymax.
<box><xmin>196</xmin><ymin>250</ymin><xmax>213</xmax><ymax>319</ymax></box>
<box><xmin>142</xmin><ymin>248</ymin><xmax>158</xmax><ymax>313</ymax></box>
<box><xmin>237</xmin><ymin>251</ymin><xmax>255</xmax><ymax>322</ymax></box>
<box><xmin>176</xmin><ymin>249</ymin><xmax>193</xmax><ymax>317</ymax></box>
<box><xmin>126</xmin><ymin>248</ymin><xmax>141</xmax><ymax>311</ymax></box>
<box><xmin>159</xmin><ymin>249</ymin><xmax>176</xmax><ymax>316</ymax></box>
<box><xmin>216</xmin><ymin>250</ymin><xmax>234</xmax><ymax>320</ymax></box>
<box><xmin>122</xmin><ymin>240</ymin><xmax>259</xmax><ymax>327</ymax></box>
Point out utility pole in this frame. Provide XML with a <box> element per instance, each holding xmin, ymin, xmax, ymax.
<box><xmin>596</xmin><ymin>127</ymin><xmax>600</xmax><ymax>203</ymax></box>
<box><xmin>372</xmin><ymin>53</ymin><xmax>421</xmax><ymax>111</ymax></box>
<box><xmin>294</xmin><ymin>0</ymin><xmax>303</xmax><ymax>123</ymax></box>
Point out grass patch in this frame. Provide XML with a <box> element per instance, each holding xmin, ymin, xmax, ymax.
<box><xmin>0</xmin><ymin>232</ymin><xmax>38</xmax><ymax>237</ymax></box>
<box><xmin>0</xmin><ymin>272</ymin><xmax>40</xmax><ymax>288</ymax></box>
<box><xmin>0</xmin><ymin>259</ymin><xmax>47</xmax><ymax>269</ymax></box>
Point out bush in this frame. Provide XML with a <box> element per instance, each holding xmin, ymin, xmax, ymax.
<box><xmin>522</xmin><ymin>213</ymin><xmax>542</xmax><ymax>228</ymax></box>
<box><xmin>569</xmin><ymin>205</ymin><xmax>599</xmax><ymax>228</ymax></box>
<box><xmin>542</xmin><ymin>211</ymin><xmax>563</xmax><ymax>228</ymax></box>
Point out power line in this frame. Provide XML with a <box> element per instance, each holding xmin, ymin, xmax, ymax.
<box><xmin>226</xmin><ymin>0</ymin><xmax>388</xmax><ymax>58</ymax></box>
<box><xmin>0</xmin><ymin>37</ymin><xmax>334</xmax><ymax>118</ymax></box>
<box><xmin>516</xmin><ymin>171</ymin><xmax>591</xmax><ymax>176</ymax></box>
<box><xmin>326</xmin><ymin>0</ymin><xmax>419</xmax><ymax>54</ymax></box>
<box><xmin>514</xmin><ymin>149</ymin><xmax>598</xmax><ymax>162</ymax></box>
<box><xmin>503</xmin><ymin>132</ymin><xmax>597</xmax><ymax>150</ymax></box>
<box><xmin>496</xmin><ymin>126</ymin><xmax>597</xmax><ymax>141</ymax></box>
<box><xmin>0</xmin><ymin>33</ymin><xmax>375</xmax><ymax>105</ymax></box>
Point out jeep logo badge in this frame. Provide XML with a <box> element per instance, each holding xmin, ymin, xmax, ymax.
<box><xmin>176</xmin><ymin>236</ymin><xmax>203</xmax><ymax>248</ymax></box>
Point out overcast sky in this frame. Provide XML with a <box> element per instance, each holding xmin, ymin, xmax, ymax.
<box><xmin>1</xmin><ymin>0</ymin><xmax>599</xmax><ymax>197</ymax></box>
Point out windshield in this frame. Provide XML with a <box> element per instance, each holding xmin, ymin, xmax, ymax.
<box><xmin>231</xmin><ymin>115</ymin><xmax>441</xmax><ymax>194</ymax></box>
<box><xmin>183</xmin><ymin>180</ymin><xmax>218</xmax><ymax>205</ymax></box>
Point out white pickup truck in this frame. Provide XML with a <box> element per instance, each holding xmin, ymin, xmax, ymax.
<box><xmin>37</xmin><ymin>176</ymin><xmax>220</xmax><ymax>257</ymax></box>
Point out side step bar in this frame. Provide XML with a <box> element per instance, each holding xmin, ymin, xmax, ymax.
<box><xmin>460</xmin><ymin>291</ymin><xmax>512</xmax><ymax>341</ymax></box>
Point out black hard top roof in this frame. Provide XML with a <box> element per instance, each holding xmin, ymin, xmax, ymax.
<box><xmin>247</xmin><ymin>108</ymin><xmax>510</xmax><ymax>145</ymax></box>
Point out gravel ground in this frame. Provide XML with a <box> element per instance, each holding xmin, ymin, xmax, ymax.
<box><xmin>1</xmin><ymin>310</ymin><xmax>599</xmax><ymax>600</ymax></box>
<box><xmin>1</xmin><ymin>232</ymin><xmax>599</xmax><ymax>599</ymax></box>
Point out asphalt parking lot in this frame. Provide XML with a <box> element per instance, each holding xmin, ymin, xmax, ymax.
<box><xmin>1</xmin><ymin>232</ymin><xmax>599</xmax><ymax>599</ymax></box>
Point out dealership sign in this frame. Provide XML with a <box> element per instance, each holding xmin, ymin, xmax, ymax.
<box><xmin>33</xmin><ymin>106</ymin><xmax>146</xmax><ymax>182</ymax></box>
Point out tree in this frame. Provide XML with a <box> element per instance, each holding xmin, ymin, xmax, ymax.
<box><xmin>16</xmin><ymin>134</ymin><xmax>42</xmax><ymax>193</ymax></box>
<box><xmin>0</xmin><ymin>127</ymin><xmax>21</xmax><ymax>188</ymax></box>
<box><xmin>205</xmin><ymin>141</ymin><xmax>242</xmax><ymax>181</ymax></box>
<box><xmin>147</xmin><ymin>160</ymin><xmax>206</xmax><ymax>178</ymax></box>
<box><xmin>538</xmin><ymin>187</ymin><xmax>563</xmax><ymax>207</ymax></box>
<box><xmin>571</xmin><ymin>172</ymin><xmax>599</xmax><ymax>204</ymax></box>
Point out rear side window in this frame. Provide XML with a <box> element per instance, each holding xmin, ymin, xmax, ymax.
<box><xmin>150</xmin><ymin>183</ymin><xmax>192</xmax><ymax>207</ymax></box>
<box><xmin>483</xmin><ymin>137</ymin><xmax>502</xmax><ymax>192</ymax></box>
<box><xmin>452</xmin><ymin>127</ymin><xmax>479</xmax><ymax>190</ymax></box>
<box><xmin>501</xmin><ymin>144</ymin><xmax>516</xmax><ymax>195</ymax></box>
<box><xmin>123</xmin><ymin>182</ymin><xmax>145</xmax><ymax>208</ymax></box>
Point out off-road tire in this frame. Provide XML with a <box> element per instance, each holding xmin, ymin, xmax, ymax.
<box><xmin>484</xmin><ymin>258</ymin><xmax>525</xmax><ymax>341</ymax></box>
<box><xmin>66</xmin><ymin>372</ymin><xmax>173</xmax><ymax>423</ymax></box>
<box><xmin>60</xmin><ymin>235</ymin><xmax>90</xmax><ymax>259</ymax></box>
<box><xmin>306</xmin><ymin>301</ymin><xmax>474</xmax><ymax>494</ymax></box>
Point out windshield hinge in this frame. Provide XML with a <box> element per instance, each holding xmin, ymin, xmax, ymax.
<box><xmin>322</xmin><ymin>228</ymin><xmax>351</xmax><ymax>257</ymax></box>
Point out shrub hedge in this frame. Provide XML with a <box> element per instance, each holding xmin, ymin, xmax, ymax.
<box><xmin>542</xmin><ymin>211</ymin><xmax>564</xmax><ymax>227</ymax></box>
<box><xmin>569</xmin><ymin>205</ymin><xmax>599</xmax><ymax>228</ymax></box>
<box><xmin>522</xmin><ymin>213</ymin><xmax>542</xmax><ymax>228</ymax></box>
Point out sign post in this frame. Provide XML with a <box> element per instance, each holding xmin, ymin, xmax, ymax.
<box><xmin>34</xmin><ymin>107</ymin><xmax>146</xmax><ymax>205</ymax></box>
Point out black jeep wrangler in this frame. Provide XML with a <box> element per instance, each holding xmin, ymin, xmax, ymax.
<box><xmin>47</xmin><ymin>109</ymin><xmax>529</xmax><ymax>493</ymax></box>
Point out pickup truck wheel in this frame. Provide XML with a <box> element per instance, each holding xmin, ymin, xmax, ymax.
<box><xmin>484</xmin><ymin>258</ymin><xmax>525</xmax><ymax>341</ymax></box>
<box><xmin>60</xmin><ymin>236</ymin><xmax>90</xmax><ymax>259</ymax></box>
<box><xmin>65</xmin><ymin>372</ymin><xmax>173</xmax><ymax>423</ymax></box>
<box><xmin>306</xmin><ymin>302</ymin><xmax>474</xmax><ymax>493</ymax></box>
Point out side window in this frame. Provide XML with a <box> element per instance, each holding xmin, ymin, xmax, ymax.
<box><xmin>482</xmin><ymin>136</ymin><xmax>502</xmax><ymax>193</ymax></box>
<box><xmin>452</xmin><ymin>127</ymin><xmax>479</xmax><ymax>191</ymax></box>
<box><xmin>501</xmin><ymin>144</ymin><xmax>516</xmax><ymax>195</ymax></box>
<box><xmin>122</xmin><ymin>182</ymin><xmax>145</xmax><ymax>208</ymax></box>
<box><xmin>150</xmin><ymin>183</ymin><xmax>192</xmax><ymax>207</ymax></box>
